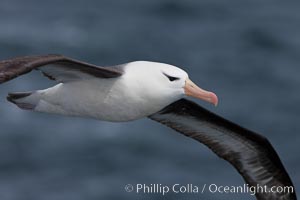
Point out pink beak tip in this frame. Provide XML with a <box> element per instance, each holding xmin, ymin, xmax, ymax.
<box><xmin>210</xmin><ymin>92</ymin><xmax>219</xmax><ymax>107</ymax></box>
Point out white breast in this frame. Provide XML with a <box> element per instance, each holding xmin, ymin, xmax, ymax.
<box><xmin>34</xmin><ymin>79</ymin><xmax>171</xmax><ymax>122</ymax></box>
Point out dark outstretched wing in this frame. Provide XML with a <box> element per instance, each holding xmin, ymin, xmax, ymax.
<box><xmin>149</xmin><ymin>99</ymin><xmax>296</xmax><ymax>200</ymax></box>
<box><xmin>0</xmin><ymin>54</ymin><xmax>123</xmax><ymax>83</ymax></box>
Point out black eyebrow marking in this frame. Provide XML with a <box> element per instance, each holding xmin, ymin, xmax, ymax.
<box><xmin>163</xmin><ymin>72</ymin><xmax>180</xmax><ymax>81</ymax></box>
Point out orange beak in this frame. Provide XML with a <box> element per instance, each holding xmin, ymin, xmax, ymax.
<box><xmin>184</xmin><ymin>78</ymin><xmax>218</xmax><ymax>106</ymax></box>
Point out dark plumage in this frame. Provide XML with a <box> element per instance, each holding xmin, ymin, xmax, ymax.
<box><xmin>0</xmin><ymin>54</ymin><xmax>123</xmax><ymax>83</ymax></box>
<box><xmin>150</xmin><ymin>99</ymin><xmax>296</xmax><ymax>200</ymax></box>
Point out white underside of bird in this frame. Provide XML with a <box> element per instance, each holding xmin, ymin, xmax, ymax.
<box><xmin>13</xmin><ymin>61</ymin><xmax>217</xmax><ymax>121</ymax></box>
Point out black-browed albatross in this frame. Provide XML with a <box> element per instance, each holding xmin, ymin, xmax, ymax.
<box><xmin>0</xmin><ymin>54</ymin><xmax>296</xmax><ymax>200</ymax></box>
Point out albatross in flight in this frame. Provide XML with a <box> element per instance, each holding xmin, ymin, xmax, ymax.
<box><xmin>0</xmin><ymin>54</ymin><xmax>296</xmax><ymax>200</ymax></box>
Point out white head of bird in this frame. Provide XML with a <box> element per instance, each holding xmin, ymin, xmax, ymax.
<box><xmin>124</xmin><ymin>61</ymin><xmax>217</xmax><ymax>104</ymax></box>
<box><xmin>114</xmin><ymin>61</ymin><xmax>218</xmax><ymax>120</ymax></box>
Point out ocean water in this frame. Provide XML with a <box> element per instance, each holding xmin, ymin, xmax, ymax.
<box><xmin>0</xmin><ymin>0</ymin><xmax>299</xmax><ymax>199</ymax></box>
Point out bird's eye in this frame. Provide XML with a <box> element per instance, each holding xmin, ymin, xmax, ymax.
<box><xmin>163</xmin><ymin>73</ymin><xmax>180</xmax><ymax>82</ymax></box>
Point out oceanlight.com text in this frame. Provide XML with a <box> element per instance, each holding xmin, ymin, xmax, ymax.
<box><xmin>124</xmin><ymin>183</ymin><xmax>294</xmax><ymax>196</ymax></box>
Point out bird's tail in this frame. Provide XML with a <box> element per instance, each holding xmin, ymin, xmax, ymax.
<box><xmin>7</xmin><ymin>91</ymin><xmax>39</xmax><ymax>110</ymax></box>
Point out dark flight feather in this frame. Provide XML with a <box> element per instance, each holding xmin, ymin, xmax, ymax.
<box><xmin>0</xmin><ymin>54</ymin><xmax>123</xmax><ymax>83</ymax></box>
<box><xmin>149</xmin><ymin>99</ymin><xmax>296</xmax><ymax>200</ymax></box>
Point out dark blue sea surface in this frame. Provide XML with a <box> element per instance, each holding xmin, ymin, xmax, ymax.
<box><xmin>0</xmin><ymin>0</ymin><xmax>299</xmax><ymax>199</ymax></box>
